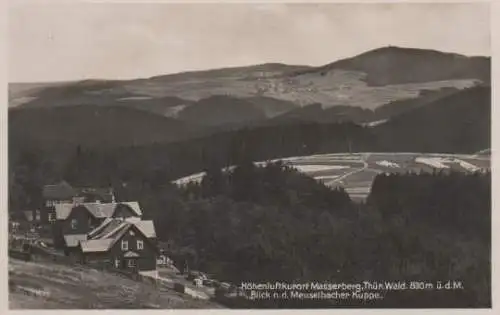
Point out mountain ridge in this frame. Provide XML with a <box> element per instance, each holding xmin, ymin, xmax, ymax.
<box><xmin>8</xmin><ymin>45</ymin><xmax>490</xmax><ymax>131</ymax></box>
<box><xmin>292</xmin><ymin>46</ymin><xmax>490</xmax><ymax>86</ymax></box>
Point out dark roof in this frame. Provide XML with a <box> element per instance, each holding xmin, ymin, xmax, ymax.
<box><xmin>43</xmin><ymin>181</ymin><xmax>76</xmax><ymax>200</ymax></box>
<box><xmin>55</xmin><ymin>202</ymin><xmax>142</xmax><ymax>220</ymax></box>
<box><xmin>43</xmin><ymin>182</ymin><xmax>114</xmax><ymax>202</ymax></box>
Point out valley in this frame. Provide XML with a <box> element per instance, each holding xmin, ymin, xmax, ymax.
<box><xmin>173</xmin><ymin>152</ymin><xmax>491</xmax><ymax>201</ymax></box>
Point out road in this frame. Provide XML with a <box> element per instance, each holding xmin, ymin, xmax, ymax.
<box><xmin>324</xmin><ymin>153</ymin><xmax>370</xmax><ymax>186</ymax></box>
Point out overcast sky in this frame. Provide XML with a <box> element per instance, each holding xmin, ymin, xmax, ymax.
<box><xmin>9</xmin><ymin>2</ymin><xmax>490</xmax><ymax>83</ymax></box>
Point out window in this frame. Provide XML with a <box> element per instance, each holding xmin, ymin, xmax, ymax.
<box><xmin>48</xmin><ymin>213</ymin><xmax>55</xmax><ymax>222</ymax></box>
<box><xmin>121</xmin><ymin>240</ymin><xmax>129</xmax><ymax>251</ymax></box>
<box><xmin>46</xmin><ymin>200</ymin><xmax>53</xmax><ymax>207</ymax></box>
<box><xmin>71</xmin><ymin>219</ymin><xmax>77</xmax><ymax>229</ymax></box>
<box><xmin>35</xmin><ymin>210</ymin><xmax>41</xmax><ymax>221</ymax></box>
<box><xmin>137</xmin><ymin>240</ymin><xmax>144</xmax><ymax>250</ymax></box>
<box><xmin>115</xmin><ymin>259</ymin><xmax>120</xmax><ymax>268</ymax></box>
<box><xmin>127</xmin><ymin>259</ymin><xmax>136</xmax><ymax>268</ymax></box>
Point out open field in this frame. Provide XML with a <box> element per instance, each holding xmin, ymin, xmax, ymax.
<box><xmin>173</xmin><ymin>152</ymin><xmax>490</xmax><ymax>202</ymax></box>
<box><xmin>9</xmin><ymin>258</ymin><xmax>222</xmax><ymax>309</ymax></box>
<box><xmin>122</xmin><ymin>69</ymin><xmax>480</xmax><ymax>108</ymax></box>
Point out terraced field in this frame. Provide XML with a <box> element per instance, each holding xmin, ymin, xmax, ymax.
<box><xmin>173</xmin><ymin>152</ymin><xmax>491</xmax><ymax>202</ymax></box>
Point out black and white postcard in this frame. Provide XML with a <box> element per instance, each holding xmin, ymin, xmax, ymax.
<box><xmin>6</xmin><ymin>1</ymin><xmax>493</xmax><ymax>310</ymax></box>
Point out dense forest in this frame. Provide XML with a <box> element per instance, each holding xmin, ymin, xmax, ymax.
<box><xmin>111</xmin><ymin>161</ymin><xmax>490</xmax><ymax>308</ymax></box>
<box><xmin>9</xmin><ymin>114</ymin><xmax>488</xmax><ymax>210</ymax></box>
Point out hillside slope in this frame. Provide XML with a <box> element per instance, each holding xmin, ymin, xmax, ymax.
<box><xmin>374</xmin><ymin>86</ymin><xmax>491</xmax><ymax>153</ymax></box>
<box><xmin>176</xmin><ymin>95</ymin><xmax>268</xmax><ymax>127</ymax></box>
<box><xmin>8</xmin><ymin>105</ymin><xmax>206</xmax><ymax>148</ymax></box>
<box><xmin>243</xmin><ymin>96</ymin><xmax>298</xmax><ymax>117</ymax></box>
<box><xmin>9</xmin><ymin>259</ymin><xmax>222</xmax><ymax>309</ymax></box>
<box><xmin>268</xmin><ymin>86</ymin><xmax>466</xmax><ymax>125</ymax></box>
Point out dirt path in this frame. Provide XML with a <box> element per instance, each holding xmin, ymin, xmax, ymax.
<box><xmin>324</xmin><ymin>153</ymin><xmax>370</xmax><ymax>186</ymax></box>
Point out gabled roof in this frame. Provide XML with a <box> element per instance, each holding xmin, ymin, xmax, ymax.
<box><xmin>87</xmin><ymin>217</ymin><xmax>113</xmax><ymax>239</ymax></box>
<box><xmin>80</xmin><ymin>239</ymin><xmax>113</xmax><ymax>252</ymax></box>
<box><xmin>76</xmin><ymin>187</ymin><xmax>114</xmax><ymax>203</ymax></box>
<box><xmin>134</xmin><ymin>220</ymin><xmax>156</xmax><ymax>238</ymax></box>
<box><xmin>80</xmin><ymin>218</ymin><xmax>157</xmax><ymax>253</ymax></box>
<box><xmin>54</xmin><ymin>202</ymin><xmax>143</xmax><ymax>220</ymax></box>
<box><xmin>54</xmin><ymin>203</ymin><xmax>74</xmax><ymax>220</ymax></box>
<box><xmin>88</xmin><ymin>219</ymin><xmax>127</xmax><ymax>240</ymax></box>
<box><xmin>115</xmin><ymin>202</ymin><xmax>142</xmax><ymax>217</ymax></box>
<box><xmin>86</xmin><ymin>203</ymin><xmax>115</xmax><ymax>218</ymax></box>
<box><xmin>43</xmin><ymin>181</ymin><xmax>76</xmax><ymax>200</ymax></box>
<box><xmin>64</xmin><ymin>234</ymin><xmax>87</xmax><ymax>247</ymax></box>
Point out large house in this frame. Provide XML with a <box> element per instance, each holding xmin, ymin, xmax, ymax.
<box><xmin>42</xmin><ymin>181</ymin><xmax>76</xmax><ymax>223</ymax></box>
<box><xmin>79</xmin><ymin>217</ymin><xmax>158</xmax><ymax>278</ymax></box>
<box><xmin>42</xmin><ymin>181</ymin><xmax>115</xmax><ymax>224</ymax></box>
<box><xmin>53</xmin><ymin>201</ymin><xmax>142</xmax><ymax>252</ymax></box>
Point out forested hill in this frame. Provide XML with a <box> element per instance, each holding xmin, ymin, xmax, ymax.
<box><xmin>118</xmin><ymin>161</ymin><xmax>491</xmax><ymax>308</ymax></box>
<box><xmin>90</xmin><ymin>87</ymin><xmax>490</xmax><ymax>185</ymax></box>
<box><xmin>8</xmin><ymin>105</ymin><xmax>207</xmax><ymax>148</ymax></box>
<box><xmin>373</xmin><ymin>86</ymin><xmax>491</xmax><ymax>152</ymax></box>
<box><xmin>294</xmin><ymin>46</ymin><xmax>490</xmax><ymax>86</ymax></box>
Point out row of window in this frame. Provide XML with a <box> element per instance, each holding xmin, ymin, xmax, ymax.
<box><xmin>45</xmin><ymin>200</ymin><xmax>70</xmax><ymax>207</ymax></box>
<box><xmin>46</xmin><ymin>198</ymin><xmax>97</xmax><ymax>208</ymax></box>
<box><xmin>115</xmin><ymin>259</ymin><xmax>136</xmax><ymax>268</ymax></box>
<box><xmin>121</xmin><ymin>240</ymin><xmax>144</xmax><ymax>250</ymax></box>
<box><xmin>29</xmin><ymin>211</ymin><xmax>55</xmax><ymax>222</ymax></box>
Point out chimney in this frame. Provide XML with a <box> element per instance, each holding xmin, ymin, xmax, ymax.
<box><xmin>110</xmin><ymin>187</ymin><xmax>116</xmax><ymax>203</ymax></box>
